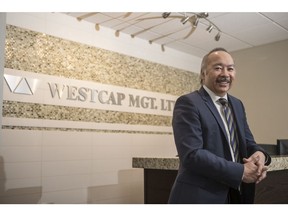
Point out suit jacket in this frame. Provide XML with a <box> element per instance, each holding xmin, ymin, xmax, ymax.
<box><xmin>168</xmin><ymin>87</ymin><xmax>271</xmax><ymax>204</ymax></box>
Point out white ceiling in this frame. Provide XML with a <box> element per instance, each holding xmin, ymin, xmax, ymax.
<box><xmin>65</xmin><ymin>12</ymin><xmax>288</xmax><ymax>57</ymax></box>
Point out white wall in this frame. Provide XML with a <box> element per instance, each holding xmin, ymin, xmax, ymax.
<box><xmin>0</xmin><ymin>13</ymin><xmax>6</xmax><ymax>147</ymax></box>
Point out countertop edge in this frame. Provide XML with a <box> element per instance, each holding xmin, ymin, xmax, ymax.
<box><xmin>132</xmin><ymin>156</ymin><xmax>288</xmax><ymax>171</ymax></box>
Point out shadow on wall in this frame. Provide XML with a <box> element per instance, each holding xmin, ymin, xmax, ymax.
<box><xmin>0</xmin><ymin>156</ymin><xmax>42</xmax><ymax>204</ymax></box>
<box><xmin>87</xmin><ymin>169</ymin><xmax>144</xmax><ymax>204</ymax></box>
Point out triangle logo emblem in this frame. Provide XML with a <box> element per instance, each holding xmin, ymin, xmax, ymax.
<box><xmin>4</xmin><ymin>74</ymin><xmax>39</xmax><ymax>95</ymax></box>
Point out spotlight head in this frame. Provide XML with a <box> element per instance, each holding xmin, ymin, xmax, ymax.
<box><xmin>215</xmin><ymin>32</ymin><xmax>221</xmax><ymax>41</ymax></box>
<box><xmin>206</xmin><ymin>25</ymin><xmax>214</xmax><ymax>33</ymax></box>
<box><xmin>198</xmin><ymin>12</ymin><xmax>209</xmax><ymax>18</ymax></box>
<box><xmin>193</xmin><ymin>17</ymin><xmax>199</xmax><ymax>27</ymax></box>
<box><xmin>162</xmin><ymin>12</ymin><xmax>171</xmax><ymax>19</ymax></box>
<box><xmin>181</xmin><ymin>16</ymin><xmax>190</xmax><ymax>24</ymax></box>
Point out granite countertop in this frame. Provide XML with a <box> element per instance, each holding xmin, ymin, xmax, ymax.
<box><xmin>132</xmin><ymin>155</ymin><xmax>288</xmax><ymax>172</ymax></box>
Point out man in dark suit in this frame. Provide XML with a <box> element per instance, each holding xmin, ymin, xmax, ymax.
<box><xmin>168</xmin><ymin>48</ymin><xmax>271</xmax><ymax>204</ymax></box>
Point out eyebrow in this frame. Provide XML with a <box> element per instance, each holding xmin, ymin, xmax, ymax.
<box><xmin>213</xmin><ymin>63</ymin><xmax>235</xmax><ymax>67</ymax></box>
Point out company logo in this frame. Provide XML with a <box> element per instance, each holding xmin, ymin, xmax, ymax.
<box><xmin>4</xmin><ymin>74</ymin><xmax>39</xmax><ymax>95</ymax></box>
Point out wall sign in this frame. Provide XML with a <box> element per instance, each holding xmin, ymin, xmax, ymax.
<box><xmin>3</xmin><ymin>68</ymin><xmax>177</xmax><ymax>116</ymax></box>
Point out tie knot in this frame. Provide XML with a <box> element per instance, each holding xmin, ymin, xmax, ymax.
<box><xmin>218</xmin><ymin>98</ymin><xmax>228</xmax><ymax>106</ymax></box>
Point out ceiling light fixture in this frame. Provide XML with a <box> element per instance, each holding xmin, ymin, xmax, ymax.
<box><xmin>215</xmin><ymin>32</ymin><xmax>221</xmax><ymax>41</ymax></box>
<box><xmin>76</xmin><ymin>12</ymin><xmax>223</xmax><ymax>53</ymax></box>
<box><xmin>162</xmin><ymin>12</ymin><xmax>171</xmax><ymax>19</ymax></box>
<box><xmin>181</xmin><ymin>16</ymin><xmax>190</xmax><ymax>24</ymax></box>
<box><xmin>155</xmin><ymin>12</ymin><xmax>223</xmax><ymax>51</ymax></box>
<box><xmin>197</xmin><ymin>12</ymin><xmax>209</xmax><ymax>18</ymax></box>
<box><xmin>193</xmin><ymin>17</ymin><xmax>199</xmax><ymax>27</ymax></box>
<box><xmin>206</xmin><ymin>24</ymin><xmax>214</xmax><ymax>33</ymax></box>
<box><xmin>178</xmin><ymin>12</ymin><xmax>221</xmax><ymax>38</ymax></box>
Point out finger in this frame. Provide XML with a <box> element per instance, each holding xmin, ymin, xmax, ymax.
<box><xmin>244</xmin><ymin>155</ymin><xmax>259</xmax><ymax>164</ymax></box>
<box><xmin>257</xmin><ymin>164</ymin><xmax>269</xmax><ymax>176</ymax></box>
<box><xmin>257</xmin><ymin>169</ymin><xmax>268</xmax><ymax>183</ymax></box>
<box><xmin>257</xmin><ymin>166</ymin><xmax>262</xmax><ymax>175</ymax></box>
<box><xmin>256</xmin><ymin>171</ymin><xmax>267</xmax><ymax>184</ymax></box>
<box><xmin>253</xmin><ymin>155</ymin><xmax>260</xmax><ymax>163</ymax></box>
<box><xmin>257</xmin><ymin>165</ymin><xmax>269</xmax><ymax>176</ymax></box>
<box><xmin>243</xmin><ymin>157</ymin><xmax>252</xmax><ymax>163</ymax></box>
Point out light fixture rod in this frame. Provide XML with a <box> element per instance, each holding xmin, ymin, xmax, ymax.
<box><xmin>131</xmin><ymin>18</ymin><xmax>173</xmax><ymax>38</ymax></box>
<box><xmin>76</xmin><ymin>12</ymin><xmax>98</xmax><ymax>21</ymax></box>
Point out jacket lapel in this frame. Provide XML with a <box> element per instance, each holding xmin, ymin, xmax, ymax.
<box><xmin>198</xmin><ymin>87</ymin><xmax>229</xmax><ymax>143</ymax></box>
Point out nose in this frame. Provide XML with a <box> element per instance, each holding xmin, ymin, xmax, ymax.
<box><xmin>221</xmin><ymin>67</ymin><xmax>230</xmax><ymax>76</ymax></box>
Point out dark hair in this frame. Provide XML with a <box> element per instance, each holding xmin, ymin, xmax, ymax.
<box><xmin>200</xmin><ymin>47</ymin><xmax>230</xmax><ymax>85</ymax></box>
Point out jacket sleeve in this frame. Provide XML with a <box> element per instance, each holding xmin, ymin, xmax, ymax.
<box><xmin>236</xmin><ymin>99</ymin><xmax>271</xmax><ymax>166</ymax></box>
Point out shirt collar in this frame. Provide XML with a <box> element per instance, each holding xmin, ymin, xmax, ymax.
<box><xmin>203</xmin><ymin>85</ymin><xmax>228</xmax><ymax>103</ymax></box>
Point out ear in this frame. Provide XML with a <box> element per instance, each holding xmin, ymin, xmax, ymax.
<box><xmin>200</xmin><ymin>69</ymin><xmax>205</xmax><ymax>82</ymax></box>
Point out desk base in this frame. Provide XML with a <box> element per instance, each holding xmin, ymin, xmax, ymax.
<box><xmin>143</xmin><ymin>169</ymin><xmax>288</xmax><ymax>204</ymax></box>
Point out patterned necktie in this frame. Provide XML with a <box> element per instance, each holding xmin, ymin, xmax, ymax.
<box><xmin>218</xmin><ymin>98</ymin><xmax>240</xmax><ymax>162</ymax></box>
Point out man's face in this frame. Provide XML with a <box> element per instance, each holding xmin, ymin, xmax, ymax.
<box><xmin>202</xmin><ymin>51</ymin><xmax>236</xmax><ymax>97</ymax></box>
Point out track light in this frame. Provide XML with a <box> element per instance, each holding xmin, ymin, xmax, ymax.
<box><xmin>206</xmin><ymin>25</ymin><xmax>214</xmax><ymax>33</ymax></box>
<box><xmin>157</xmin><ymin>12</ymin><xmax>222</xmax><ymax>51</ymax></box>
<box><xmin>181</xmin><ymin>16</ymin><xmax>190</xmax><ymax>24</ymax></box>
<box><xmin>81</xmin><ymin>12</ymin><xmax>223</xmax><ymax>54</ymax></box>
<box><xmin>162</xmin><ymin>12</ymin><xmax>171</xmax><ymax>19</ymax></box>
<box><xmin>215</xmin><ymin>32</ymin><xmax>221</xmax><ymax>41</ymax></box>
<box><xmin>198</xmin><ymin>12</ymin><xmax>209</xmax><ymax>18</ymax></box>
<box><xmin>193</xmin><ymin>17</ymin><xmax>199</xmax><ymax>27</ymax></box>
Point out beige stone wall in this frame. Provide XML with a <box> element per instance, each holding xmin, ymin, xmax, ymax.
<box><xmin>5</xmin><ymin>25</ymin><xmax>199</xmax><ymax>95</ymax></box>
<box><xmin>3</xmin><ymin>25</ymin><xmax>200</xmax><ymax>132</ymax></box>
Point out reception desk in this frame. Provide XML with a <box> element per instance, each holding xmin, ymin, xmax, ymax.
<box><xmin>132</xmin><ymin>156</ymin><xmax>288</xmax><ymax>204</ymax></box>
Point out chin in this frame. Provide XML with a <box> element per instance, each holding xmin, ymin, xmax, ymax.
<box><xmin>216</xmin><ymin>89</ymin><xmax>228</xmax><ymax>96</ymax></box>
<box><xmin>218</xmin><ymin>85</ymin><xmax>230</xmax><ymax>92</ymax></box>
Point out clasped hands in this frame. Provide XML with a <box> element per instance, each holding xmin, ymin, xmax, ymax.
<box><xmin>242</xmin><ymin>151</ymin><xmax>269</xmax><ymax>184</ymax></box>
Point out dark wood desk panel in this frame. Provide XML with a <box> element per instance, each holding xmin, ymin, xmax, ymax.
<box><xmin>144</xmin><ymin>169</ymin><xmax>288</xmax><ymax>204</ymax></box>
<box><xmin>255</xmin><ymin>169</ymin><xmax>288</xmax><ymax>204</ymax></box>
<box><xmin>144</xmin><ymin>169</ymin><xmax>176</xmax><ymax>204</ymax></box>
